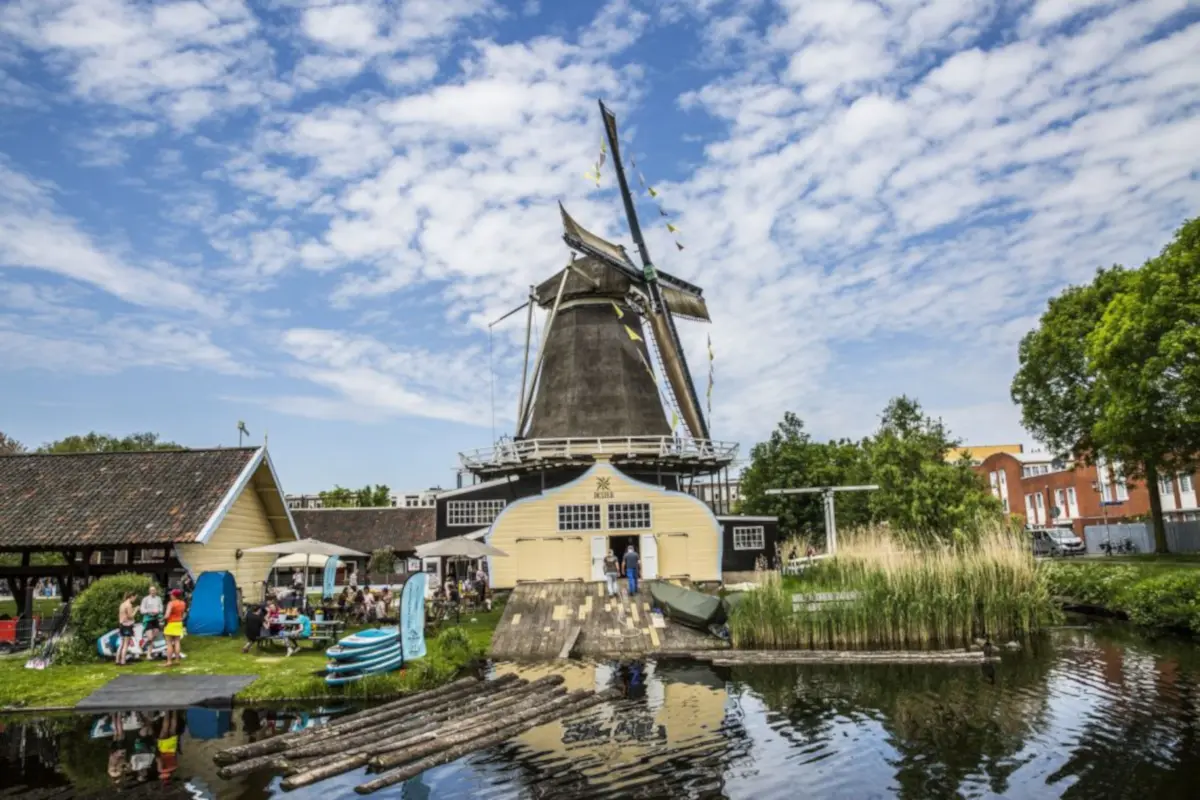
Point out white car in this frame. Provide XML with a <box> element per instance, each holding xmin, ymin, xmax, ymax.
<box><xmin>1031</xmin><ymin>528</ymin><xmax>1086</xmax><ymax>557</ymax></box>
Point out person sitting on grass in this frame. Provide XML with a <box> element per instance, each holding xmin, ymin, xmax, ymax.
<box><xmin>241</xmin><ymin>604</ymin><xmax>266</xmax><ymax>654</ymax></box>
<box><xmin>285</xmin><ymin>610</ymin><xmax>312</xmax><ymax>656</ymax></box>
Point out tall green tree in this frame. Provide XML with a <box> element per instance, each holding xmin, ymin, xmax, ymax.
<box><xmin>1013</xmin><ymin>217</ymin><xmax>1200</xmax><ymax>553</ymax></box>
<box><xmin>866</xmin><ymin>396</ymin><xmax>1000</xmax><ymax>540</ymax></box>
<box><xmin>0</xmin><ymin>431</ymin><xmax>26</xmax><ymax>455</ymax></box>
<box><xmin>738</xmin><ymin>412</ymin><xmax>873</xmax><ymax>543</ymax></box>
<box><xmin>319</xmin><ymin>484</ymin><xmax>392</xmax><ymax>508</ymax></box>
<box><xmin>36</xmin><ymin>432</ymin><xmax>183</xmax><ymax>453</ymax></box>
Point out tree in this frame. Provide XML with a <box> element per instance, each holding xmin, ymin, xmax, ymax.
<box><xmin>1012</xmin><ymin>217</ymin><xmax>1200</xmax><ymax>553</ymax></box>
<box><xmin>0</xmin><ymin>431</ymin><xmax>26</xmax><ymax>455</ymax></box>
<box><xmin>36</xmin><ymin>432</ymin><xmax>183</xmax><ymax>453</ymax></box>
<box><xmin>738</xmin><ymin>412</ymin><xmax>873</xmax><ymax>542</ymax></box>
<box><xmin>1086</xmin><ymin>218</ymin><xmax>1200</xmax><ymax>552</ymax></box>
<box><xmin>319</xmin><ymin>484</ymin><xmax>392</xmax><ymax>508</ymax></box>
<box><xmin>866</xmin><ymin>396</ymin><xmax>1001</xmax><ymax>540</ymax></box>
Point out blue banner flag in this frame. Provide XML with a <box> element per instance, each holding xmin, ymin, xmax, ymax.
<box><xmin>400</xmin><ymin>572</ymin><xmax>427</xmax><ymax>661</ymax></box>
<box><xmin>322</xmin><ymin>557</ymin><xmax>340</xmax><ymax>599</ymax></box>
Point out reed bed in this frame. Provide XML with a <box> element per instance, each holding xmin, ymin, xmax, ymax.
<box><xmin>729</xmin><ymin>523</ymin><xmax>1057</xmax><ymax>650</ymax></box>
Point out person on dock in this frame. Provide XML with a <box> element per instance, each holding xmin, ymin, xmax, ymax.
<box><xmin>138</xmin><ymin>585</ymin><xmax>163</xmax><ymax>654</ymax></box>
<box><xmin>603</xmin><ymin>550</ymin><xmax>621</xmax><ymax>597</ymax></box>
<box><xmin>163</xmin><ymin>589</ymin><xmax>187</xmax><ymax>667</ymax></box>
<box><xmin>116</xmin><ymin>591</ymin><xmax>138</xmax><ymax>665</ymax></box>
<box><xmin>623</xmin><ymin>545</ymin><xmax>641</xmax><ymax>596</ymax></box>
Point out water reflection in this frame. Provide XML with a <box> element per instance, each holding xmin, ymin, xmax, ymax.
<box><xmin>1</xmin><ymin>622</ymin><xmax>1198</xmax><ymax>798</ymax></box>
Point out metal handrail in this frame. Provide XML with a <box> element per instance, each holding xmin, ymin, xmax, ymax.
<box><xmin>459</xmin><ymin>436</ymin><xmax>738</xmax><ymax>470</ymax></box>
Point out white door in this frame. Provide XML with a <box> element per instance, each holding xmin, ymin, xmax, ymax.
<box><xmin>590</xmin><ymin>536</ymin><xmax>607</xmax><ymax>581</ymax></box>
<box><xmin>639</xmin><ymin>534</ymin><xmax>658</xmax><ymax>580</ymax></box>
<box><xmin>1180</xmin><ymin>473</ymin><xmax>1197</xmax><ymax>510</ymax></box>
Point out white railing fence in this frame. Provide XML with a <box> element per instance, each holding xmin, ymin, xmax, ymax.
<box><xmin>460</xmin><ymin>436</ymin><xmax>738</xmax><ymax>471</ymax></box>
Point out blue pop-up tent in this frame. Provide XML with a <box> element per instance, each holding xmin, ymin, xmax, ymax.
<box><xmin>188</xmin><ymin>571</ymin><xmax>240</xmax><ymax>636</ymax></box>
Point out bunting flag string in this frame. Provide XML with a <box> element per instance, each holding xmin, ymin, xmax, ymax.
<box><xmin>629</xmin><ymin>143</ymin><xmax>686</xmax><ymax>251</ymax></box>
<box><xmin>707</xmin><ymin>333</ymin><xmax>714</xmax><ymax>419</ymax></box>
<box><xmin>610</xmin><ymin>301</ymin><xmax>624</xmax><ymax>319</ymax></box>
<box><xmin>623</xmin><ymin>324</ymin><xmax>643</xmax><ymax>343</ymax></box>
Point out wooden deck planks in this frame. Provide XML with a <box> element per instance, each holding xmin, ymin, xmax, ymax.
<box><xmin>490</xmin><ymin>581</ymin><xmax>730</xmax><ymax>659</ymax></box>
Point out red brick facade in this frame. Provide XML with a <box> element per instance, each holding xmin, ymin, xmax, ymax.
<box><xmin>975</xmin><ymin>452</ymin><xmax>1200</xmax><ymax>537</ymax></box>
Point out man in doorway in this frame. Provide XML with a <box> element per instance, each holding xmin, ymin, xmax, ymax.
<box><xmin>623</xmin><ymin>544</ymin><xmax>641</xmax><ymax>596</ymax></box>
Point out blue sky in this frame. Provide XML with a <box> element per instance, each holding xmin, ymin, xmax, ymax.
<box><xmin>1</xmin><ymin>0</ymin><xmax>1197</xmax><ymax>494</ymax></box>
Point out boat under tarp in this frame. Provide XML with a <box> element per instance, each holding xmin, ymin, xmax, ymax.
<box><xmin>649</xmin><ymin>582</ymin><xmax>726</xmax><ymax>630</ymax></box>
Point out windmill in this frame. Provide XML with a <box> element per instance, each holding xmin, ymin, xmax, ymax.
<box><xmin>513</xmin><ymin>101</ymin><xmax>713</xmax><ymax>444</ymax></box>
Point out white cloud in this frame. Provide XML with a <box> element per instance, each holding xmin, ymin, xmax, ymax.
<box><xmin>0</xmin><ymin>161</ymin><xmax>212</xmax><ymax>312</ymax></box>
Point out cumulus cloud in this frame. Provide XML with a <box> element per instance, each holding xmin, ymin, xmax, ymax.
<box><xmin>0</xmin><ymin>0</ymin><xmax>1196</xmax><ymax>450</ymax></box>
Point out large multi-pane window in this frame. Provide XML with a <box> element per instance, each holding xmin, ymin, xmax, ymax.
<box><xmin>558</xmin><ymin>504</ymin><xmax>602</xmax><ymax>531</ymax></box>
<box><xmin>608</xmin><ymin>502</ymin><xmax>652</xmax><ymax>530</ymax></box>
<box><xmin>446</xmin><ymin>499</ymin><xmax>506</xmax><ymax>526</ymax></box>
<box><xmin>733</xmin><ymin>526</ymin><xmax>765</xmax><ymax>550</ymax></box>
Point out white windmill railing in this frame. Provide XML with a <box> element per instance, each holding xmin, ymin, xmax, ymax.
<box><xmin>459</xmin><ymin>436</ymin><xmax>738</xmax><ymax>472</ymax></box>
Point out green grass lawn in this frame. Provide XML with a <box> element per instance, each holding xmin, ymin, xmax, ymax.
<box><xmin>0</xmin><ymin>598</ymin><xmax>65</xmax><ymax>618</ymax></box>
<box><xmin>1082</xmin><ymin>553</ymin><xmax>1200</xmax><ymax>568</ymax></box>
<box><xmin>0</xmin><ymin>600</ymin><xmax>505</xmax><ymax>710</ymax></box>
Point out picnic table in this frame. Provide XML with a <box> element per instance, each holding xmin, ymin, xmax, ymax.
<box><xmin>262</xmin><ymin>618</ymin><xmax>345</xmax><ymax>651</ymax></box>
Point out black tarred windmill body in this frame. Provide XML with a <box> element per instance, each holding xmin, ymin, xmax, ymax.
<box><xmin>462</xmin><ymin>101</ymin><xmax>733</xmax><ymax>478</ymax></box>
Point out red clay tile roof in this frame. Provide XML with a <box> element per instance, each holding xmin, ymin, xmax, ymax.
<box><xmin>291</xmin><ymin>508</ymin><xmax>435</xmax><ymax>554</ymax></box>
<box><xmin>0</xmin><ymin>448</ymin><xmax>259</xmax><ymax>549</ymax></box>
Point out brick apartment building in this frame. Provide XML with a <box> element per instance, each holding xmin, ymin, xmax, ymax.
<box><xmin>973</xmin><ymin>448</ymin><xmax>1200</xmax><ymax>536</ymax></box>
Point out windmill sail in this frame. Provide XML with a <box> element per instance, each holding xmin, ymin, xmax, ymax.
<box><xmin>598</xmin><ymin>100</ymin><xmax>711</xmax><ymax>441</ymax></box>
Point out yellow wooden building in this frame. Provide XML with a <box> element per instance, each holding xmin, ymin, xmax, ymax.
<box><xmin>484</xmin><ymin>457</ymin><xmax>723</xmax><ymax>588</ymax></box>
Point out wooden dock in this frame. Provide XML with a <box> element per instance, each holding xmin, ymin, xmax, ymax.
<box><xmin>490</xmin><ymin>582</ymin><xmax>728</xmax><ymax>660</ymax></box>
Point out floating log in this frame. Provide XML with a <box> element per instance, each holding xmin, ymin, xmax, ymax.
<box><xmin>690</xmin><ymin>649</ymin><xmax>997</xmax><ymax>665</ymax></box>
<box><xmin>282</xmin><ymin>687</ymin><xmax>569</xmax><ymax>789</ymax></box>
<box><xmin>356</xmin><ymin>689</ymin><xmax>621</xmax><ymax>794</ymax></box>
<box><xmin>370</xmin><ymin>688</ymin><xmax>591</xmax><ymax>770</ymax></box>
<box><xmin>293</xmin><ymin>684</ymin><xmax>569</xmax><ymax>773</ymax></box>
<box><xmin>284</xmin><ymin>678</ymin><xmax>564</xmax><ymax>760</ymax></box>
<box><xmin>213</xmin><ymin>676</ymin><xmax>486</xmax><ymax>764</ymax></box>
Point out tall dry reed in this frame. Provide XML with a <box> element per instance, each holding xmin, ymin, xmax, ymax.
<box><xmin>729</xmin><ymin>521</ymin><xmax>1056</xmax><ymax>650</ymax></box>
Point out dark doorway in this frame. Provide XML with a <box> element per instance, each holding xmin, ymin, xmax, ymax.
<box><xmin>609</xmin><ymin>536</ymin><xmax>638</xmax><ymax>560</ymax></box>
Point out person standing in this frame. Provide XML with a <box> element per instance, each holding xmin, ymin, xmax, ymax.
<box><xmin>163</xmin><ymin>590</ymin><xmax>187</xmax><ymax>667</ymax></box>
<box><xmin>603</xmin><ymin>550</ymin><xmax>621</xmax><ymax>597</ymax></box>
<box><xmin>623</xmin><ymin>545</ymin><xmax>641</xmax><ymax>596</ymax></box>
<box><xmin>138</xmin><ymin>586</ymin><xmax>164</xmax><ymax>654</ymax></box>
<box><xmin>116</xmin><ymin>591</ymin><xmax>138</xmax><ymax>665</ymax></box>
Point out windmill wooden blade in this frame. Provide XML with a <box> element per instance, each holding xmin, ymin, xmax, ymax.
<box><xmin>659</xmin><ymin>285</ymin><xmax>710</xmax><ymax>322</ymax></box>
<box><xmin>598</xmin><ymin>100</ymin><xmax>711</xmax><ymax>441</ymax></box>
<box><xmin>560</xmin><ymin>204</ymin><xmax>641</xmax><ymax>282</ymax></box>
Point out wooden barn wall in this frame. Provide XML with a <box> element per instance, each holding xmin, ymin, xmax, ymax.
<box><xmin>176</xmin><ymin>483</ymin><xmax>284</xmax><ymax>603</ymax></box>
<box><xmin>485</xmin><ymin>462</ymin><xmax>720</xmax><ymax>589</ymax></box>
<box><xmin>437</xmin><ymin>467</ymin><xmax>681</xmax><ymax>540</ymax></box>
<box><xmin>720</xmin><ymin>518</ymin><xmax>781</xmax><ymax>572</ymax></box>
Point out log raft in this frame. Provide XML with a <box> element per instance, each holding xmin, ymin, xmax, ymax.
<box><xmin>213</xmin><ymin>676</ymin><xmax>618</xmax><ymax>794</ymax></box>
<box><xmin>686</xmin><ymin>649</ymin><xmax>999</xmax><ymax>666</ymax></box>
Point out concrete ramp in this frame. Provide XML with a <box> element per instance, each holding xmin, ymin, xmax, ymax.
<box><xmin>490</xmin><ymin>582</ymin><xmax>727</xmax><ymax>660</ymax></box>
<box><xmin>76</xmin><ymin>674</ymin><xmax>257</xmax><ymax>711</ymax></box>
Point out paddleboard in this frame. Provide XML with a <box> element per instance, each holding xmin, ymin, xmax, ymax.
<box><xmin>325</xmin><ymin>627</ymin><xmax>399</xmax><ymax>659</ymax></box>
<box><xmin>97</xmin><ymin>625</ymin><xmax>167</xmax><ymax>659</ymax></box>
<box><xmin>325</xmin><ymin>644</ymin><xmax>401</xmax><ymax>674</ymax></box>
<box><xmin>324</xmin><ymin>651</ymin><xmax>403</xmax><ymax>686</ymax></box>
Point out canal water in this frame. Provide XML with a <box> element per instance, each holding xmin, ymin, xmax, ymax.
<box><xmin>2</xmin><ymin>620</ymin><xmax>1198</xmax><ymax>799</ymax></box>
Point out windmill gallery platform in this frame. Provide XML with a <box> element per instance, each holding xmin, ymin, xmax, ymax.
<box><xmin>489</xmin><ymin>582</ymin><xmax>729</xmax><ymax>659</ymax></box>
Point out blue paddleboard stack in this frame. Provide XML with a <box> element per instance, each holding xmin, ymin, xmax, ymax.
<box><xmin>324</xmin><ymin>627</ymin><xmax>402</xmax><ymax>686</ymax></box>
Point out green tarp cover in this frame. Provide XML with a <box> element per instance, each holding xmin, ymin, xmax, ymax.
<box><xmin>649</xmin><ymin>582</ymin><xmax>725</xmax><ymax>630</ymax></box>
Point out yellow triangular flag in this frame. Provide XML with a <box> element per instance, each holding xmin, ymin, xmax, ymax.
<box><xmin>611</xmin><ymin>301</ymin><xmax>624</xmax><ymax>319</ymax></box>
<box><xmin>584</xmin><ymin>170</ymin><xmax>599</xmax><ymax>183</ymax></box>
<box><xmin>647</xmin><ymin>186</ymin><xmax>658</xmax><ymax>198</ymax></box>
<box><xmin>670</xmin><ymin>410</ymin><xmax>680</xmax><ymax>431</ymax></box>
<box><xmin>666</xmin><ymin>223</ymin><xmax>679</xmax><ymax>234</ymax></box>
<box><xmin>708</xmin><ymin>335</ymin><xmax>714</xmax><ymax>361</ymax></box>
<box><xmin>623</xmin><ymin>324</ymin><xmax>643</xmax><ymax>342</ymax></box>
<box><xmin>635</xmin><ymin>348</ymin><xmax>655</xmax><ymax>379</ymax></box>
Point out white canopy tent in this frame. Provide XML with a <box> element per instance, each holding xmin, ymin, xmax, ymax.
<box><xmin>245</xmin><ymin>538</ymin><xmax>368</xmax><ymax>599</ymax></box>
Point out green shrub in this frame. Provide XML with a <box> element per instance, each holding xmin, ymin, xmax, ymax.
<box><xmin>69</xmin><ymin>573</ymin><xmax>158</xmax><ymax>654</ymax></box>
<box><xmin>1121</xmin><ymin>572</ymin><xmax>1200</xmax><ymax>631</ymax></box>
<box><xmin>435</xmin><ymin>626</ymin><xmax>473</xmax><ymax>658</ymax></box>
